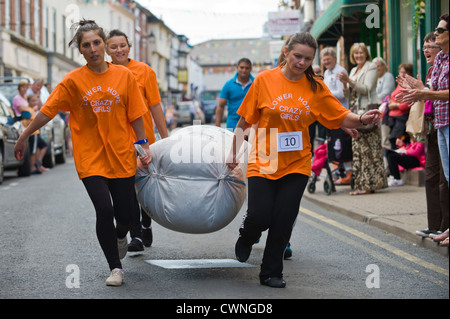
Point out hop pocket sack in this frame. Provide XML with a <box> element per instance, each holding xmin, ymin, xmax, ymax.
<box><xmin>135</xmin><ymin>126</ymin><xmax>248</xmax><ymax>234</ymax></box>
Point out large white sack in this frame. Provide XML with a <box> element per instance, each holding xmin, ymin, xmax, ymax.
<box><xmin>135</xmin><ymin>125</ymin><xmax>248</xmax><ymax>234</ymax></box>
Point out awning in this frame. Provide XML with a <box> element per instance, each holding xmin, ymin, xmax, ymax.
<box><xmin>311</xmin><ymin>0</ymin><xmax>378</xmax><ymax>45</ymax></box>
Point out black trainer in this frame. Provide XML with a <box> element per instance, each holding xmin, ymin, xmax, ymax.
<box><xmin>128</xmin><ymin>238</ymin><xmax>144</xmax><ymax>252</ymax></box>
<box><xmin>142</xmin><ymin>227</ymin><xmax>153</xmax><ymax>247</ymax></box>
<box><xmin>235</xmin><ymin>237</ymin><xmax>252</xmax><ymax>262</ymax></box>
<box><xmin>260</xmin><ymin>277</ymin><xmax>286</xmax><ymax>288</ymax></box>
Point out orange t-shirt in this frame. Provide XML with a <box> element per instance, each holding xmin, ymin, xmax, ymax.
<box><xmin>237</xmin><ymin>67</ymin><xmax>350</xmax><ymax>180</ymax></box>
<box><xmin>126</xmin><ymin>59</ymin><xmax>161</xmax><ymax>144</ymax></box>
<box><xmin>40</xmin><ymin>63</ymin><xmax>148</xmax><ymax>179</ymax></box>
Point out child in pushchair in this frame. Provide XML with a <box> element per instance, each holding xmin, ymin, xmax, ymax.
<box><xmin>308</xmin><ymin>128</ymin><xmax>353</xmax><ymax>195</ymax></box>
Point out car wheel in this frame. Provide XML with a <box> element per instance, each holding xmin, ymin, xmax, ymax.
<box><xmin>55</xmin><ymin>138</ymin><xmax>66</xmax><ymax>164</ymax></box>
<box><xmin>43</xmin><ymin>140</ymin><xmax>56</xmax><ymax>168</ymax></box>
<box><xmin>0</xmin><ymin>150</ymin><xmax>4</xmax><ymax>184</ymax></box>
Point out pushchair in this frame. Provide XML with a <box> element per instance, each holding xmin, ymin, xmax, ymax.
<box><xmin>307</xmin><ymin>128</ymin><xmax>354</xmax><ymax>195</ymax></box>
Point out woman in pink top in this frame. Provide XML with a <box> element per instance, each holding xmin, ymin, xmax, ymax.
<box><xmin>386</xmin><ymin>136</ymin><xmax>425</xmax><ymax>186</ymax></box>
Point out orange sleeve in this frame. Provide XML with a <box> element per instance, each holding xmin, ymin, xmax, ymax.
<box><xmin>125</xmin><ymin>71</ymin><xmax>148</xmax><ymax>123</ymax></box>
<box><xmin>40</xmin><ymin>79</ymin><xmax>72</xmax><ymax>118</ymax></box>
<box><xmin>311</xmin><ymin>85</ymin><xmax>350</xmax><ymax>130</ymax></box>
<box><xmin>237</xmin><ymin>78</ymin><xmax>259</xmax><ymax>124</ymax></box>
<box><xmin>145</xmin><ymin>67</ymin><xmax>161</xmax><ymax>107</ymax></box>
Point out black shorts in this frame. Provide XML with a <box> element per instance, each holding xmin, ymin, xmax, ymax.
<box><xmin>28</xmin><ymin>134</ymin><xmax>48</xmax><ymax>154</ymax></box>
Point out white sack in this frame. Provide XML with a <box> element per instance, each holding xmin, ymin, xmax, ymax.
<box><xmin>135</xmin><ymin>125</ymin><xmax>248</xmax><ymax>234</ymax></box>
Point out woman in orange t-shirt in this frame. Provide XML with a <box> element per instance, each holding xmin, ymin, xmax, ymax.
<box><xmin>106</xmin><ymin>29</ymin><xmax>168</xmax><ymax>252</ymax></box>
<box><xmin>14</xmin><ymin>20</ymin><xmax>151</xmax><ymax>287</ymax></box>
<box><xmin>228</xmin><ymin>32</ymin><xmax>381</xmax><ymax>288</ymax></box>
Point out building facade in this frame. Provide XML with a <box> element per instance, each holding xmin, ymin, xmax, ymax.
<box><xmin>0</xmin><ymin>0</ymin><xmax>193</xmax><ymax>103</ymax></box>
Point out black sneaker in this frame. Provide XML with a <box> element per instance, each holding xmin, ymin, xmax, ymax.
<box><xmin>142</xmin><ymin>228</ymin><xmax>153</xmax><ymax>247</ymax></box>
<box><xmin>127</xmin><ymin>238</ymin><xmax>144</xmax><ymax>252</ymax></box>
<box><xmin>260</xmin><ymin>277</ymin><xmax>286</xmax><ymax>288</ymax></box>
<box><xmin>235</xmin><ymin>237</ymin><xmax>252</xmax><ymax>262</ymax></box>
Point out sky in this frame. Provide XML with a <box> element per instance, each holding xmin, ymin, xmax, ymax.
<box><xmin>140</xmin><ymin>0</ymin><xmax>280</xmax><ymax>45</ymax></box>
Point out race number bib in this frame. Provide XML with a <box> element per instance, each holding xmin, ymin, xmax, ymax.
<box><xmin>277</xmin><ymin>131</ymin><xmax>303</xmax><ymax>152</ymax></box>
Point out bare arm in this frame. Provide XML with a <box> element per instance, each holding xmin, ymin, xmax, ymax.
<box><xmin>149</xmin><ymin>103</ymin><xmax>169</xmax><ymax>139</ymax></box>
<box><xmin>226</xmin><ymin>116</ymin><xmax>252</xmax><ymax>169</ymax></box>
<box><xmin>131</xmin><ymin>116</ymin><xmax>152</xmax><ymax>165</ymax></box>
<box><xmin>396</xmin><ymin>88</ymin><xmax>449</xmax><ymax>104</ymax></box>
<box><xmin>215</xmin><ymin>98</ymin><xmax>227</xmax><ymax>127</ymax></box>
<box><xmin>340</xmin><ymin>109</ymin><xmax>381</xmax><ymax>138</ymax></box>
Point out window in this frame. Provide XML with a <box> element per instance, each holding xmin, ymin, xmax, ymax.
<box><xmin>34</xmin><ymin>0</ymin><xmax>40</xmax><ymax>44</ymax></box>
<box><xmin>4</xmin><ymin>0</ymin><xmax>11</xmax><ymax>29</ymax></box>
<box><xmin>14</xmin><ymin>0</ymin><xmax>20</xmax><ymax>33</ymax></box>
<box><xmin>43</xmin><ymin>4</ymin><xmax>48</xmax><ymax>48</ymax></box>
<box><xmin>52</xmin><ymin>7</ymin><xmax>56</xmax><ymax>52</ymax></box>
<box><xmin>25</xmin><ymin>0</ymin><xmax>30</xmax><ymax>39</ymax></box>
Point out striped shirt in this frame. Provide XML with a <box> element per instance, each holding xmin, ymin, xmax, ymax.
<box><xmin>430</xmin><ymin>51</ymin><xmax>449</xmax><ymax>128</ymax></box>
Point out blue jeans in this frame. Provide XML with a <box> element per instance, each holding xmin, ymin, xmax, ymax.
<box><xmin>438</xmin><ymin>125</ymin><xmax>449</xmax><ymax>184</ymax></box>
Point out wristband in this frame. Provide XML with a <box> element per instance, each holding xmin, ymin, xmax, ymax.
<box><xmin>359</xmin><ymin>114</ymin><xmax>367</xmax><ymax>126</ymax></box>
<box><xmin>134</xmin><ymin>138</ymin><xmax>148</xmax><ymax>145</ymax></box>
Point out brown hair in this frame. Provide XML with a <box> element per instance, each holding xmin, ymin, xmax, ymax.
<box><xmin>68</xmin><ymin>19</ymin><xmax>106</xmax><ymax>49</ymax></box>
<box><xmin>440</xmin><ymin>13</ymin><xmax>449</xmax><ymax>31</ymax></box>
<box><xmin>398</xmin><ymin>63</ymin><xmax>413</xmax><ymax>76</ymax></box>
<box><xmin>107</xmin><ymin>29</ymin><xmax>132</xmax><ymax>48</ymax></box>
<box><xmin>278</xmin><ymin>32</ymin><xmax>323</xmax><ymax>92</ymax></box>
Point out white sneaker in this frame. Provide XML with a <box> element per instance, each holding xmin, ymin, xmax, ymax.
<box><xmin>118</xmin><ymin>237</ymin><xmax>128</xmax><ymax>259</ymax></box>
<box><xmin>106</xmin><ymin>268</ymin><xmax>123</xmax><ymax>286</ymax></box>
<box><xmin>388</xmin><ymin>178</ymin><xmax>404</xmax><ymax>187</ymax></box>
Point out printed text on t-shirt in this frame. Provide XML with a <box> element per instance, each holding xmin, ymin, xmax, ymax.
<box><xmin>82</xmin><ymin>86</ymin><xmax>121</xmax><ymax>113</ymax></box>
<box><xmin>270</xmin><ymin>93</ymin><xmax>310</xmax><ymax>121</ymax></box>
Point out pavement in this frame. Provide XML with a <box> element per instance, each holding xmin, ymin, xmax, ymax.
<box><xmin>302</xmin><ymin>173</ymin><xmax>449</xmax><ymax>257</ymax></box>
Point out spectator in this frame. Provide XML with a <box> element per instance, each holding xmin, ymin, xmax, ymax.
<box><xmin>215</xmin><ymin>58</ymin><xmax>254</xmax><ymax>130</ymax></box>
<box><xmin>373</xmin><ymin>57</ymin><xmax>396</xmax><ymax>155</ymax></box>
<box><xmin>26</xmin><ymin>94</ymin><xmax>48</xmax><ymax>174</ymax></box>
<box><xmin>373</xmin><ymin>57</ymin><xmax>396</xmax><ymax>103</ymax></box>
<box><xmin>397</xmin><ymin>13</ymin><xmax>449</xmax><ymax>185</ymax></box>
<box><xmin>11</xmin><ymin>80</ymin><xmax>29</xmax><ymax>117</ymax></box>
<box><xmin>25</xmin><ymin>79</ymin><xmax>44</xmax><ymax>109</ymax></box>
<box><xmin>398</xmin><ymin>32</ymin><xmax>449</xmax><ymax>239</ymax></box>
<box><xmin>387</xmin><ymin>63</ymin><xmax>414</xmax><ymax>149</ymax></box>
<box><xmin>386</xmin><ymin>136</ymin><xmax>425</xmax><ymax>187</ymax></box>
<box><xmin>338</xmin><ymin>43</ymin><xmax>387</xmax><ymax>195</ymax></box>
<box><xmin>321</xmin><ymin>47</ymin><xmax>352</xmax><ymax>184</ymax></box>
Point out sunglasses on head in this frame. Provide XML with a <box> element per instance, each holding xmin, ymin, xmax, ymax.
<box><xmin>435</xmin><ymin>27</ymin><xmax>448</xmax><ymax>34</ymax></box>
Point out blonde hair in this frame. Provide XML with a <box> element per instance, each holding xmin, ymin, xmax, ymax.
<box><xmin>349</xmin><ymin>43</ymin><xmax>371</xmax><ymax>65</ymax></box>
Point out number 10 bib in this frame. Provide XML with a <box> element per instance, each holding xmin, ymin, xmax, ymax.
<box><xmin>277</xmin><ymin>131</ymin><xmax>303</xmax><ymax>152</ymax></box>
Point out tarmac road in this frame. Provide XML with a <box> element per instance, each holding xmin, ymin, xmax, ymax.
<box><xmin>0</xmin><ymin>158</ymin><xmax>448</xmax><ymax>302</ymax></box>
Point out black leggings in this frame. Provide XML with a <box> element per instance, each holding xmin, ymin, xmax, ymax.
<box><xmin>82</xmin><ymin>175</ymin><xmax>136</xmax><ymax>270</ymax></box>
<box><xmin>240</xmin><ymin>173</ymin><xmax>308</xmax><ymax>280</ymax></box>
<box><xmin>386</xmin><ymin>150</ymin><xmax>420</xmax><ymax>179</ymax></box>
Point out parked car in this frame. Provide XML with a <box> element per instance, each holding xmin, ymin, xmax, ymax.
<box><xmin>200</xmin><ymin>91</ymin><xmax>220</xmax><ymax>123</ymax></box>
<box><xmin>0</xmin><ymin>77</ymin><xmax>66</xmax><ymax>169</ymax></box>
<box><xmin>41</xmin><ymin>113</ymin><xmax>67</xmax><ymax>168</ymax></box>
<box><xmin>0</xmin><ymin>92</ymin><xmax>31</xmax><ymax>183</ymax></box>
<box><xmin>175</xmin><ymin>101</ymin><xmax>205</xmax><ymax>126</ymax></box>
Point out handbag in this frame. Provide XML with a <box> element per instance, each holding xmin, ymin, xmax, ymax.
<box><xmin>406</xmin><ymin>100</ymin><xmax>428</xmax><ymax>140</ymax></box>
<box><xmin>353</xmin><ymin>90</ymin><xmax>379</xmax><ymax>132</ymax></box>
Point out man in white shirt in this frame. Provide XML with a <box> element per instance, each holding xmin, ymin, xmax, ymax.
<box><xmin>321</xmin><ymin>47</ymin><xmax>349</xmax><ymax>108</ymax></box>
